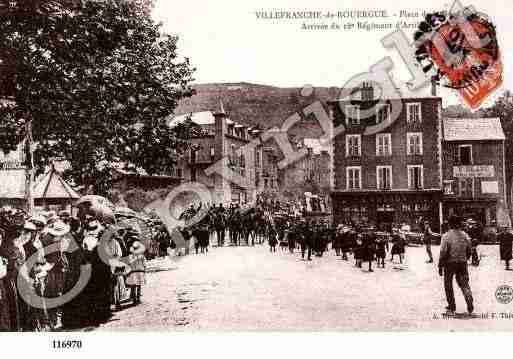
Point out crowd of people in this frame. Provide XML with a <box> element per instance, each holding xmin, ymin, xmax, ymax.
<box><xmin>2</xmin><ymin>195</ymin><xmax>513</xmax><ymax>331</ymax></box>
<box><xmin>0</xmin><ymin>205</ymin><xmax>150</xmax><ymax>332</ymax></box>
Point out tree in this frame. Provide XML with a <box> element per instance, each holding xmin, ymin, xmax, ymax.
<box><xmin>480</xmin><ymin>91</ymin><xmax>513</xmax><ymax>210</ymax></box>
<box><xmin>0</xmin><ymin>0</ymin><xmax>199</xmax><ymax>195</ymax></box>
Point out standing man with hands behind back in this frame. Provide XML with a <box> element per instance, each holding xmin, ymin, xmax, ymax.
<box><xmin>438</xmin><ymin>215</ymin><xmax>474</xmax><ymax>315</ymax></box>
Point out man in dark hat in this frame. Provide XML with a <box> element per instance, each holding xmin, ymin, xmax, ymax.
<box><xmin>438</xmin><ymin>215</ymin><xmax>474</xmax><ymax>315</ymax></box>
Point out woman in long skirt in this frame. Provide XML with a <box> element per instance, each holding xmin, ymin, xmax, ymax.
<box><xmin>0</xmin><ymin>229</ymin><xmax>25</xmax><ymax>331</ymax></box>
<box><xmin>0</xmin><ymin>242</ymin><xmax>12</xmax><ymax>331</ymax></box>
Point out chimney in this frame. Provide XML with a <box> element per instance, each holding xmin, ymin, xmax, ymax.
<box><xmin>431</xmin><ymin>77</ymin><xmax>437</xmax><ymax>97</ymax></box>
<box><xmin>213</xmin><ymin>111</ymin><xmax>227</xmax><ymax>162</ymax></box>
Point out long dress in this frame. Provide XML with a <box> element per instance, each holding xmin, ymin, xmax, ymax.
<box><xmin>0</xmin><ymin>257</ymin><xmax>12</xmax><ymax>331</ymax></box>
<box><xmin>0</xmin><ymin>239</ymin><xmax>25</xmax><ymax>331</ymax></box>
<box><xmin>61</xmin><ymin>235</ymin><xmax>87</xmax><ymax>329</ymax></box>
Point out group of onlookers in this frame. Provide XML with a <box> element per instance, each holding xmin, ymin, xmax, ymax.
<box><xmin>0</xmin><ymin>207</ymin><xmax>148</xmax><ymax>332</ymax></box>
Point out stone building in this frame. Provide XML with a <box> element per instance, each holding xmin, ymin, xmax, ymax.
<box><xmin>169</xmin><ymin>110</ymin><xmax>261</xmax><ymax>205</ymax></box>
<box><xmin>329</xmin><ymin>84</ymin><xmax>443</xmax><ymax>230</ymax></box>
<box><xmin>441</xmin><ymin>117</ymin><xmax>507</xmax><ymax>226</ymax></box>
<box><xmin>258</xmin><ymin>146</ymin><xmax>280</xmax><ymax>193</ymax></box>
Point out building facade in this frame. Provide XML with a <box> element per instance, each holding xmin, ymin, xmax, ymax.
<box><xmin>330</xmin><ymin>86</ymin><xmax>443</xmax><ymax>230</ymax></box>
<box><xmin>170</xmin><ymin>111</ymin><xmax>261</xmax><ymax>205</ymax></box>
<box><xmin>441</xmin><ymin>118</ymin><xmax>507</xmax><ymax>226</ymax></box>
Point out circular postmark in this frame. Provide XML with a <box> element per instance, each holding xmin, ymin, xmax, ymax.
<box><xmin>413</xmin><ymin>7</ymin><xmax>501</xmax><ymax>90</ymax></box>
<box><xmin>495</xmin><ymin>285</ymin><xmax>513</xmax><ymax>304</ymax></box>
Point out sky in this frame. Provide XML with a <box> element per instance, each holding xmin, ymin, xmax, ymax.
<box><xmin>152</xmin><ymin>0</ymin><xmax>513</xmax><ymax>107</ymax></box>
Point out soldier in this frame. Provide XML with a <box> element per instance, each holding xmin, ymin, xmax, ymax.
<box><xmin>287</xmin><ymin>221</ymin><xmax>297</xmax><ymax>254</ymax></box>
<box><xmin>300</xmin><ymin>220</ymin><xmax>312</xmax><ymax>261</ymax></box>
<box><xmin>268</xmin><ymin>224</ymin><xmax>278</xmax><ymax>252</ymax></box>
<box><xmin>214</xmin><ymin>204</ymin><xmax>226</xmax><ymax>247</ymax></box>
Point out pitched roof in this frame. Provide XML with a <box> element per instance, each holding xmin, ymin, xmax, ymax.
<box><xmin>168</xmin><ymin>111</ymin><xmax>216</xmax><ymax>126</ymax></box>
<box><xmin>167</xmin><ymin>110</ymin><xmax>237</xmax><ymax>128</ymax></box>
<box><xmin>32</xmin><ymin>167</ymin><xmax>80</xmax><ymax>199</ymax></box>
<box><xmin>443</xmin><ymin>118</ymin><xmax>505</xmax><ymax>141</ymax></box>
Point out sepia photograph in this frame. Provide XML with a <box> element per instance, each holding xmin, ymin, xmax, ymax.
<box><xmin>0</xmin><ymin>0</ymin><xmax>512</xmax><ymax>350</ymax></box>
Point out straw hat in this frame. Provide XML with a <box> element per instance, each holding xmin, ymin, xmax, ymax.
<box><xmin>46</xmin><ymin>220</ymin><xmax>70</xmax><ymax>237</ymax></box>
<box><xmin>23</xmin><ymin>221</ymin><xmax>37</xmax><ymax>232</ymax></box>
<box><xmin>29</xmin><ymin>215</ymin><xmax>47</xmax><ymax>227</ymax></box>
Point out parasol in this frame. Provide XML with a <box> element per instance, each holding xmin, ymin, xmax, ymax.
<box><xmin>114</xmin><ymin>206</ymin><xmax>138</xmax><ymax>218</ymax></box>
<box><xmin>75</xmin><ymin>195</ymin><xmax>115</xmax><ymax>224</ymax></box>
<box><xmin>75</xmin><ymin>195</ymin><xmax>114</xmax><ymax>209</ymax></box>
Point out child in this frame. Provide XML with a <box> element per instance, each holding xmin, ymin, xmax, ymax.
<box><xmin>354</xmin><ymin>234</ymin><xmax>364</xmax><ymax>268</ymax></box>
<box><xmin>126</xmin><ymin>241</ymin><xmax>146</xmax><ymax>305</ymax></box>
<box><xmin>375</xmin><ymin>235</ymin><xmax>389</xmax><ymax>268</ymax></box>
<box><xmin>390</xmin><ymin>229</ymin><xmax>405</xmax><ymax>264</ymax></box>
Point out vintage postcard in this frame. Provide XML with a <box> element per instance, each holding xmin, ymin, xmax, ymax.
<box><xmin>1</xmin><ymin>0</ymin><xmax>513</xmax><ymax>349</ymax></box>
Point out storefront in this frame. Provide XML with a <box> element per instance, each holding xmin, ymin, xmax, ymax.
<box><xmin>442</xmin><ymin>199</ymin><xmax>498</xmax><ymax>226</ymax></box>
<box><xmin>332</xmin><ymin>190</ymin><xmax>442</xmax><ymax>231</ymax></box>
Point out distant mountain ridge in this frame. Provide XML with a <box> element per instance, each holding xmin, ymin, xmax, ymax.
<box><xmin>173</xmin><ymin>82</ymin><xmax>342</xmax><ymax>138</ymax></box>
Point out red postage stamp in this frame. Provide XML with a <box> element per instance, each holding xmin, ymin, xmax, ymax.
<box><xmin>414</xmin><ymin>7</ymin><xmax>502</xmax><ymax>109</ymax></box>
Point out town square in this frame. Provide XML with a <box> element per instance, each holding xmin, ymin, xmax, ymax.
<box><xmin>0</xmin><ymin>0</ymin><xmax>513</xmax><ymax>336</ymax></box>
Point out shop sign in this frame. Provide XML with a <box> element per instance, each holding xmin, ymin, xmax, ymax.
<box><xmin>453</xmin><ymin>165</ymin><xmax>494</xmax><ymax>178</ymax></box>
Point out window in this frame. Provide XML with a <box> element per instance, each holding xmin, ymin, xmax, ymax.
<box><xmin>210</xmin><ymin>146</ymin><xmax>215</xmax><ymax>161</ymax></box>
<box><xmin>407</xmin><ymin>132</ymin><xmax>423</xmax><ymax>155</ymax></box>
<box><xmin>376</xmin><ymin>104</ymin><xmax>390</xmax><ymax>124</ymax></box>
<box><xmin>407</xmin><ymin>103</ymin><xmax>422</xmax><ymax>123</ymax></box>
<box><xmin>407</xmin><ymin>165</ymin><xmax>424</xmax><ymax>190</ymax></box>
<box><xmin>345</xmin><ymin>134</ymin><xmax>361</xmax><ymax>157</ymax></box>
<box><xmin>376</xmin><ymin>133</ymin><xmax>392</xmax><ymax>156</ymax></box>
<box><xmin>346</xmin><ymin>166</ymin><xmax>361</xmax><ymax>190</ymax></box>
<box><xmin>191</xmin><ymin>168</ymin><xmax>197</xmax><ymax>182</ymax></box>
<box><xmin>459</xmin><ymin>145</ymin><xmax>472</xmax><ymax>165</ymax></box>
<box><xmin>345</xmin><ymin>105</ymin><xmax>360</xmax><ymax>126</ymax></box>
<box><xmin>377</xmin><ymin>166</ymin><xmax>392</xmax><ymax>190</ymax></box>
<box><xmin>459</xmin><ymin>178</ymin><xmax>474</xmax><ymax>197</ymax></box>
<box><xmin>230</xmin><ymin>144</ymin><xmax>236</xmax><ymax>166</ymax></box>
<box><xmin>444</xmin><ymin>180</ymin><xmax>454</xmax><ymax>195</ymax></box>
